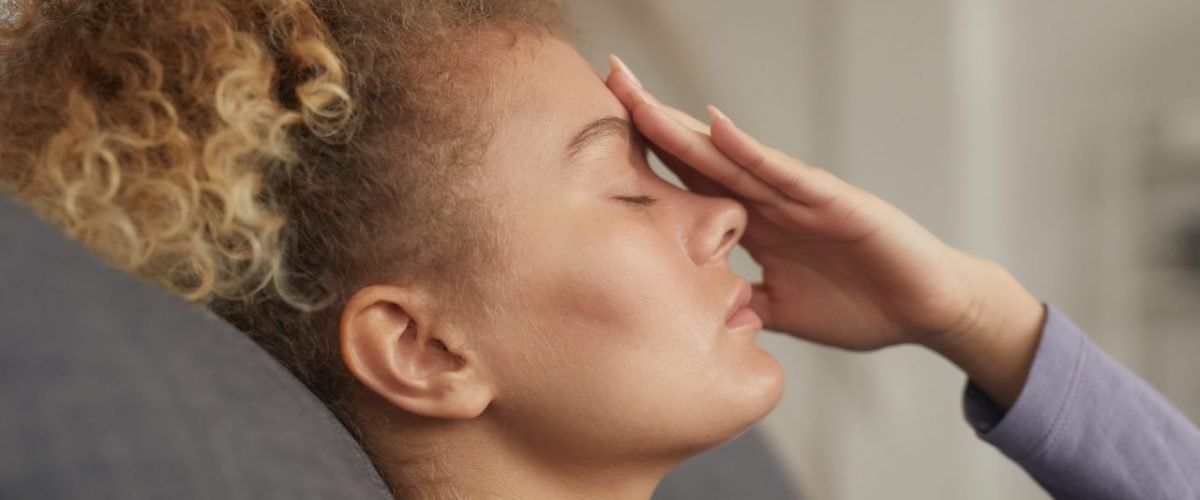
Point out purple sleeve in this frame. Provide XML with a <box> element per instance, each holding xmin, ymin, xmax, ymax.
<box><xmin>962</xmin><ymin>304</ymin><xmax>1200</xmax><ymax>499</ymax></box>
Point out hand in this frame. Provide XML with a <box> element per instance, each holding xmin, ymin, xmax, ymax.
<box><xmin>606</xmin><ymin>55</ymin><xmax>978</xmax><ymax>350</ymax></box>
<box><xmin>606</xmin><ymin>55</ymin><xmax>1046</xmax><ymax>407</ymax></box>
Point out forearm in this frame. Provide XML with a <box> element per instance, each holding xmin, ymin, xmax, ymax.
<box><xmin>921</xmin><ymin>255</ymin><xmax>1046</xmax><ymax>409</ymax></box>
<box><xmin>961</xmin><ymin>304</ymin><xmax>1200</xmax><ymax>499</ymax></box>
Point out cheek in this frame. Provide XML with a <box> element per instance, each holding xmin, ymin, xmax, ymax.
<box><xmin>486</xmin><ymin>219</ymin><xmax>719</xmax><ymax>409</ymax></box>
<box><xmin>505</xmin><ymin>223</ymin><xmax>716</xmax><ymax>376</ymax></box>
<box><xmin>485</xmin><ymin>205</ymin><xmax>704</xmax><ymax>367</ymax></box>
<box><xmin>549</xmin><ymin>233</ymin><xmax>704</xmax><ymax>338</ymax></box>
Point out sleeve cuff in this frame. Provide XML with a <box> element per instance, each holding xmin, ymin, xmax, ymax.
<box><xmin>961</xmin><ymin>303</ymin><xmax>1090</xmax><ymax>459</ymax></box>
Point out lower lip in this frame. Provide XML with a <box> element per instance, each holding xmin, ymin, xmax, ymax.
<box><xmin>725</xmin><ymin>306</ymin><xmax>762</xmax><ymax>330</ymax></box>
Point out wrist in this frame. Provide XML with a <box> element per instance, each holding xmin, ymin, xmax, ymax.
<box><xmin>923</xmin><ymin>255</ymin><xmax>1047</xmax><ymax>409</ymax></box>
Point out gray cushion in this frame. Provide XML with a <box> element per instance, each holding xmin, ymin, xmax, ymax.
<box><xmin>655</xmin><ymin>428</ymin><xmax>801</xmax><ymax>500</ymax></box>
<box><xmin>0</xmin><ymin>194</ymin><xmax>391</xmax><ymax>499</ymax></box>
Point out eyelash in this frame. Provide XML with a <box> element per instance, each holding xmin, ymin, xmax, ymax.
<box><xmin>614</xmin><ymin>194</ymin><xmax>660</xmax><ymax>207</ymax></box>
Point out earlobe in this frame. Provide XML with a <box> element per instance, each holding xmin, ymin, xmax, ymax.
<box><xmin>340</xmin><ymin>285</ymin><xmax>494</xmax><ymax>419</ymax></box>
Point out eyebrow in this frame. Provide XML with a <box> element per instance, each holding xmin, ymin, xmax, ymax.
<box><xmin>565</xmin><ymin>116</ymin><xmax>631</xmax><ymax>162</ymax></box>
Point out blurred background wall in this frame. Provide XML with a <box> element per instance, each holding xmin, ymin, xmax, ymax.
<box><xmin>572</xmin><ymin>1</ymin><xmax>1200</xmax><ymax>498</ymax></box>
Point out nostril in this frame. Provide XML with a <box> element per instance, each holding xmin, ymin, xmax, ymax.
<box><xmin>718</xmin><ymin>226</ymin><xmax>740</xmax><ymax>257</ymax></box>
<box><xmin>689</xmin><ymin>197</ymin><xmax>749</xmax><ymax>265</ymax></box>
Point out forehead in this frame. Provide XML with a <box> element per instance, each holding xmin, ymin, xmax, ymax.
<box><xmin>485</xmin><ymin>36</ymin><xmax>625</xmax><ymax>145</ymax></box>
<box><xmin>474</xmin><ymin>34</ymin><xmax>630</xmax><ymax>205</ymax></box>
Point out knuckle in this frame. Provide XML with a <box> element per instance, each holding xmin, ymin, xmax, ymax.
<box><xmin>743</xmin><ymin>149</ymin><xmax>768</xmax><ymax>171</ymax></box>
<box><xmin>672</xmin><ymin>136</ymin><xmax>696</xmax><ymax>159</ymax></box>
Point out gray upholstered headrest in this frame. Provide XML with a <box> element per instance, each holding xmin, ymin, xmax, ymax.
<box><xmin>0</xmin><ymin>194</ymin><xmax>391</xmax><ymax>499</ymax></box>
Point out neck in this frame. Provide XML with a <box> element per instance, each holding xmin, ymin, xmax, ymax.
<box><xmin>364</xmin><ymin>411</ymin><xmax>676</xmax><ymax>499</ymax></box>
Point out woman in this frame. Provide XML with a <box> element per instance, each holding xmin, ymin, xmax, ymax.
<box><xmin>1</xmin><ymin>1</ymin><xmax>778</xmax><ymax>497</ymax></box>
<box><xmin>0</xmin><ymin>1</ymin><xmax>1196</xmax><ymax>499</ymax></box>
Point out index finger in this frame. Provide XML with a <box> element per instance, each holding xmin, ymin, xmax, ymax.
<box><xmin>625</xmin><ymin>87</ymin><xmax>785</xmax><ymax>204</ymax></box>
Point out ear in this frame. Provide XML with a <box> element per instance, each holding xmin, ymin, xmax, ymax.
<box><xmin>339</xmin><ymin>285</ymin><xmax>494</xmax><ymax>419</ymax></box>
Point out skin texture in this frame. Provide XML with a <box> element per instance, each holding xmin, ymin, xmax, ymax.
<box><xmin>340</xmin><ymin>36</ymin><xmax>785</xmax><ymax>499</ymax></box>
<box><xmin>340</xmin><ymin>31</ymin><xmax>1044</xmax><ymax>499</ymax></box>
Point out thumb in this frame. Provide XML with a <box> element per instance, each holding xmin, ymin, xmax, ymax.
<box><xmin>748</xmin><ymin>283</ymin><xmax>774</xmax><ymax>330</ymax></box>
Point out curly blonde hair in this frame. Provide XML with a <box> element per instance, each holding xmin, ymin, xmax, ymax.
<box><xmin>0</xmin><ymin>0</ymin><xmax>567</xmax><ymax>467</ymax></box>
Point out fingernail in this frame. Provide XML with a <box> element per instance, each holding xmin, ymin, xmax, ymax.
<box><xmin>706</xmin><ymin>104</ymin><xmax>731</xmax><ymax>124</ymax></box>
<box><xmin>609</xmin><ymin>53</ymin><xmax>643</xmax><ymax>88</ymax></box>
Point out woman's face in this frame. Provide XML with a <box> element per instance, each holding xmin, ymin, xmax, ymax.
<box><xmin>472</xmin><ymin>36</ymin><xmax>784</xmax><ymax>466</ymax></box>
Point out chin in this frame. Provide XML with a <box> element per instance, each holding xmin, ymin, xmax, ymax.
<box><xmin>730</xmin><ymin>351</ymin><xmax>786</xmax><ymax>432</ymax></box>
<box><xmin>679</xmin><ymin>351</ymin><xmax>786</xmax><ymax>458</ymax></box>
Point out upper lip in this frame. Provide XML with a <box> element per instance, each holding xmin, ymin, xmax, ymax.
<box><xmin>725</xmin><ymin>280</ymin><xmax>753</xmax><ymax>323</ymax></box>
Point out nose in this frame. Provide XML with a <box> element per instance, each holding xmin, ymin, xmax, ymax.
<box><xmin>687</xmin><ymin>196</ymin><xmax>748</xmax><ymax>266</ymax></box>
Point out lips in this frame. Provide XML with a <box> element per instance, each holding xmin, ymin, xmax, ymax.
<box><xmin>725</xmin><ymin>280</ymin><xmax>762</xmax><ymax>329</ymax></box>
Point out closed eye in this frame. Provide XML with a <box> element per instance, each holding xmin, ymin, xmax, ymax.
<box><xmin>614</xmin><ymin>195</ymin><xmax>659</xmax><ymax>207</ymax></box>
